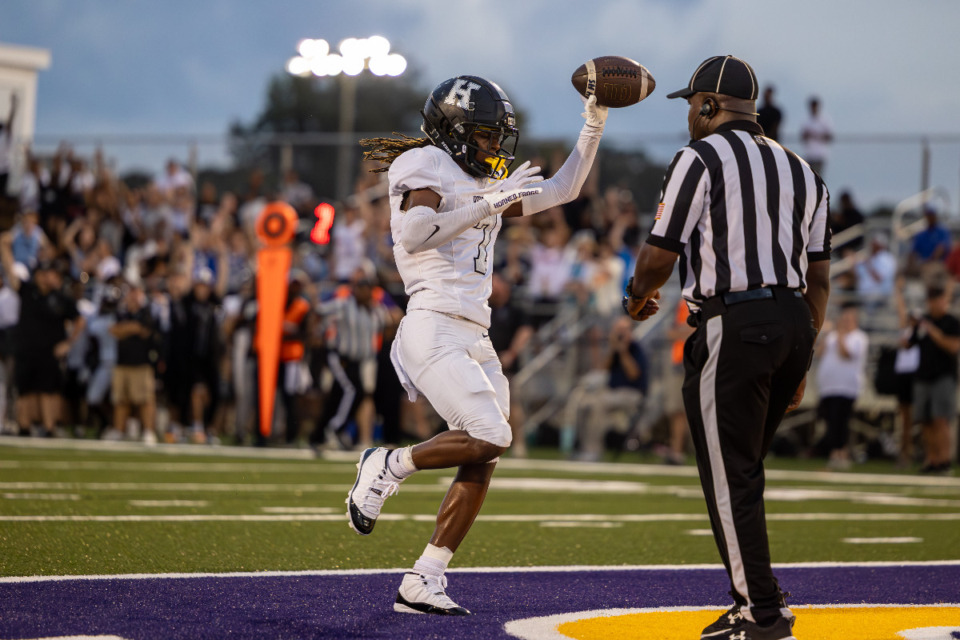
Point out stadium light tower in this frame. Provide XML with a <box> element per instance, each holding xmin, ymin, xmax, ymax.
<box><xmin>287</xmin><ymin>36</ymin><xmax>407</xmax><ymax>203</ymax></box>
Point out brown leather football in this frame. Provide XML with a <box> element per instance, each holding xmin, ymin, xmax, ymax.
<box><xmin>571</xmin><ymin>56</ymin><xmax>656</xmax><ymax>108</ymax></box>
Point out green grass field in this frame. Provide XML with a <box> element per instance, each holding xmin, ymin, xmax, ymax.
<box><xmin>1</xmin><ymin>438</ymin><xmax>958</xmax><ymax>578</ymax></box>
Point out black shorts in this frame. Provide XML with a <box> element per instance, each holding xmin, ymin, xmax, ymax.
<box><xmin>895</xmin><ymin>372</ymin><xmax>915</xmax><ymax>405</ymax></box>
<box><xmin>15</xmin><ymin>351</ymin><xmax>62</xmax><ymax>395</ymax></box>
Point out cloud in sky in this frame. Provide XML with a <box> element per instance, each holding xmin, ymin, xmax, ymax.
<box><xmin>2</xmin><ymin>0</ymin><xmax>959</xmax><ymax>207</ymax></box>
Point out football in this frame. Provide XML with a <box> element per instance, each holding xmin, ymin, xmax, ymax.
<box><xmin>571</xmin><ymin>56</ymin><xmax>655</xmax><ymax>108</ymax></box>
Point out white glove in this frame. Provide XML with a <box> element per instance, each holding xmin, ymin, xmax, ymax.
<box><xmin>580</xmin><ymin>94</ymin><xmax>608</xmax><ymax>129</ymax></box>
<box><xmin>499</xmin><ymin>160</ymin><xmax>544</xmax><ymax>192</ymax></box>
<box><xmin>482</xmin><ymin>185</ymin><xmax>544</xmax><ymax>215</ymax></box>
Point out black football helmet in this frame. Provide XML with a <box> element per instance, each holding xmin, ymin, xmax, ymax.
<box><xmin>420</xmin><ymin>75</ymin><xmax>519</xmax><ymax>179</ymax></box>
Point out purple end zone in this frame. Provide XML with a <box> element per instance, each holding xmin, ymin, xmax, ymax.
<box><xmin>1</xmin><ymin>565</ymin><xmax>958</xmax><ymax>639</ymax></box>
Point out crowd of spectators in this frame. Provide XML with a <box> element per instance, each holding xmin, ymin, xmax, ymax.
<box><xmin>0</xmin><ymin>143</ymin><xmax>650</xmax><ymax>453</ymax></box>
<box><xmin>0</xmin><ymin>136</ymin><xmax>955</xmax><ymax>474</ymax></box>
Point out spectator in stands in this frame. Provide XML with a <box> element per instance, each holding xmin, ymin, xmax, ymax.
<box><xmin>331</xmin><ymin>204</ymin><xmax>368</xmax><ymax>283</ymax></box>
<box><xmin>195</xmin><ymin>181</ymin><xmax>220</xmax><ymax>227</ymax></box>
<box><xmin>527</xmin><ymin>218</ymin><xmax>571</xmax><ymax>328</ymax></box>
<box><xmin>221</xmin><ymin>277</ymin><xmax>255</xmax><ymax>444</ymax></box>
<box><xmin>62</xmin><ymin>277</ymin><xmax>96</xmax><ymax>435</ymax></box>
<box><xmin>139</xmin><ymin>183</ymin><xmax>173</xmax><ymax>240</ymax></box>
<box><xmin>163</xmin><ymin>270</ymin><xmax>220</xmax><ymax>444</ymax></box>
<box><xmin>184</xmin><ymin>269</ymin><xmax>222</xmax><ymax>443</ymax></box>
<box><xmin>564</xmin><ymin>316</ymin><xmax>648</xmax><ymax>462</ymax></box>
<box><xmin>0</xmin><ymin>268</ymin><xmax>20</xmax><ymax>433</ymax></box>
<box><xmin>830</xmin><ymin>191</ymin><xmax>865</xmax><ymax>252</ymax></box>
<box><xmin>155</xmin><ymin>159</ymin><xmax>194</xmax><ymax>200</ymax></box>
<box><xmin>892</xmin><ymin>276</ymin><xmax>921</xmax><ymax>468</ymax></box>
<box><xmin>62</xmin><ymin>218</ymin><xmax>99</xmax><ymax>280</ymax></box>
<box><xmin>756</xmin><ymin>85</ymin><xmax>783</xmax><ymax>141</ymax></box>
<box><xmin>0</xmin><ymin>94</ymin><xmax>15</xmax><ymax>199</ymax></box>
<box><xmin>855</xmin><ymin>231</ymin><xmax>897</xmax><ymax>304</ymax></box>
<box><xmin>488</xmin><ymin>272</ymin><xmax>535</xmax><ymax>457</ymax></box>
<box><xmin>238</xmin><ymin>169</ymin><xmax>267</xmax><ymax>232</ymax></box>
<box><xmin>800</xmin><ymin>96</ymin><xmax>834</xmax><ymax>176</ymax></box>
<box><xmin>310</xmin><ymin>267</ymin><xmax>389</xmax><ymax>450</ymax></box>
<box><xmin>942</xmin><ymin>231</ymin><xmax>960</xmax><ymax>283</ymax></box>
<box><xmin>279</xmin><ymin>169</ymin><xmax>315</xmax><ymax>216</ymax></box>
<box><xmin>20</xmin><ymin>152</ymin><xmax>48</xmax><ymax>214</ymax></box>
<box><xmin>815</xmin><ymin>302</ymin><xmax>869</xmax><ymax>470</ymax></box>
<box><xmin>109</xmin><ymin>282</ymin><xmax>159</xmax><ymax>444</ymax></box>
<box><xmin>907</xmin><ymin>207</ymin><xmax>950</xmax><ymax>282</ymax></box>
<box><xmin>495</xmin><ymin>224</ymin><xmax>533</xmax><ymax>289</ymax></box>
<box><xmin>11</xmin><ymin>210</ymin><xmax>50</xmax><ymax>271</ymax></box>
<box><xmin>0</xmin><ymin>247</ymin><xmax>85</xmax><ymax>437</ymax></box>
<box><xmin>85</xmin><ymin>286</ymin><xmax>119</xmax><ymax>436</ymax></box>
<box><xmin>909</xmin><ymin>284</ymin><xmax>959</xmax><ymax>474</ymax></box>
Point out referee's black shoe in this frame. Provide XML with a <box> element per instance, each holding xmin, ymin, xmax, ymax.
<box><xmin>702</xmin><ymin>606</ymin><xmax>795</xmax><ymax>639</ymax></box>
<box><xmin>700</xmin><ymin>603</ymin><xmax>743</xmax><ymax>638</ymax></box>
<box><xmin>712</xmin><ymin>616</ymin><xmax>796</xmax><ymax>640</ymax></box>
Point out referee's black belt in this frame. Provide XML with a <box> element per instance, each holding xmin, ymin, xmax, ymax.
<box><xmin>692</xmin><ymin>286</ymin><xmax>803</xmax><ymax>326</ymax></box>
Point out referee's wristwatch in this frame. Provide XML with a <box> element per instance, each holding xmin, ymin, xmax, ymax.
<box><xmin>621</xmin><ymin>277</ymin><xmax>645</xmax><ymax>314</ymax></box>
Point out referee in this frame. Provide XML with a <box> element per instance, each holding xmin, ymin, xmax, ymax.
<box><xmin>624</xmin><ymin>55</ymin><xmax>831</xmax><ymax>640</ymax></box>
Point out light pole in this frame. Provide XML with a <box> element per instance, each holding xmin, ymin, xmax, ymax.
<box><xmin>287</xmin><ymin>36</ymin><xmax>407</xmax><ymax>203</ymax></box>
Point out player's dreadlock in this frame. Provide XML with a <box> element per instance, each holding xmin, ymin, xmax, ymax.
<box><xmin>359</xmin><ymin>133</ymin><xmax>433</xmax><ymax>173</ymax></box>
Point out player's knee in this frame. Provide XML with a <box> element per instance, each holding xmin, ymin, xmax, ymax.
<box><xmin>465</xmin><ymin>419</ymin><xmax>511</xmax><ymax>460</ymax></box>
<box><xmin>473</xmin><ymin>438</ymin><xmax>508</xmax><ymax>463</ymax></box>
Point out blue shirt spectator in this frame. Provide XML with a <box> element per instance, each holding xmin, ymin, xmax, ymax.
<box><xmin>11</xmin><ymin>212</ymin><xmax>47</xmax><ymax>270</ymax></box>
<box><xmin>911</xmin><ymin>209</ymin><xmax>950</xmax><ymax>262</ymax></box>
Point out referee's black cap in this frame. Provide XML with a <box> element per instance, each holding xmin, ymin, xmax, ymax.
<box><xmin>666</xmin><ymin>55</ymin><xmax>758</xmax><ymax>100</ymax></box>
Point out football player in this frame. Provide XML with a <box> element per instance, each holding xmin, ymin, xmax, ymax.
<box><xmin>351</xmin><ymin>76</ymin><xmax>607</xmax><ymax>615</ymax></box>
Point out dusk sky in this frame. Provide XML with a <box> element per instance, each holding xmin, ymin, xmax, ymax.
<box><xmin>3</xmin><ymin>0</ymin><xmax>959</xmax><ymax>210</ymax></box>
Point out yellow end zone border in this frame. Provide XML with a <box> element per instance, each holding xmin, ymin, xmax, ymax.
<box><xmin>505</xmin><ymin>604</ymin><xmax>960</xmax><ymax>640</ymax></box>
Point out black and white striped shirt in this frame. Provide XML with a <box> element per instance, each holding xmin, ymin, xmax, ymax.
<box><xmin>318</xmin><ymin>295</ymin><xmax>387</xmax><ymax>361</ymax></box>
<box><xmin>647</xmin><ymin>121</ymin><xmax>830</xmax><ymax>304</ymax></box>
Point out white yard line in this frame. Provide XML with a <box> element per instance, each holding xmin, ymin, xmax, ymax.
<box><xmin>2</xmin><ymin>561</ymin><xmax>959</xmax><ymax>583</ymax></box>
<box><xmin>540</xmin><ymin>521</ymin><xmax>624</xmax><ymax>528</ymax></box>
<box><xmin>4</xmin><ymin>436</ymin><xmax>959</xmax><ymax>488</ymax></box>
<box><xmin>2</xmin><ymin>512</ymin><xmax>959</xmax><ymax>523</ymax></box>
<box><xmin>1</xmin><ymin>492</ymin><xmax>81</xmax><ymax>500</ymax></box>
<box><xmin>0</xmin><ymin>460</ymin><xmax>350</xmax><ymax>473</ymax></box>
<box><xmin>0</xmin><ymin>481</ymin><xmax>446</xmax><ymax>492</ymax></box>
<box><xmin>843</xmin><ymin>537</ymin><xmax>923</xmax><ymax>544</ymax></box>
<box><xmin>128</xmin><ymin>500</ymin><xmax>209</xmax><ymax>508</ymax></box>
<box><xmin>3</xmin><ymin>477</ymin><xmax>957</xmax><ymax>509</ymax></box>
<box><xmin>0</xmin><ymin>436</ymin><xmax>315</xmax><ymax>459</ymax></box>
<box><xmin>260</xmin><ymin>506</ymin><xmax>337</xmax><ymax>514</ymax></box>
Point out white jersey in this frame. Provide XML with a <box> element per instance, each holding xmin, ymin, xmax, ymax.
<box><xmin>389</xmin><ymin>145</ymin><xmax>504</xmax><ymax>328</ymax></box>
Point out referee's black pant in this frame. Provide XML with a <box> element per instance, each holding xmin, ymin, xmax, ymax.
<box><xmin>310</xmin><ymin>352</ymin><xmax>365</xmax><ymax>446</ymax></box>
<box><xmin>682</xmin><ymin>287</ymin><xmax>815</xmax><ymax>624</ymax></box>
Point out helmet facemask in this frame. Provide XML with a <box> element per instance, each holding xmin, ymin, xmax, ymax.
<box><xmin>461</xmin><ymin>122</ymin><xmax>519</xmax><ymax>179</ymax></box>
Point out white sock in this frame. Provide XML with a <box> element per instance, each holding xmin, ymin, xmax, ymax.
<box><xmin>387</xmin><ymin>446</ymin><xmax>417</xmax><ymax>480</ymax></box>
<box><xmin>412</xmin><ymin>543</ymin><xmax>453</xmax><ymax>577</ymax></box>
